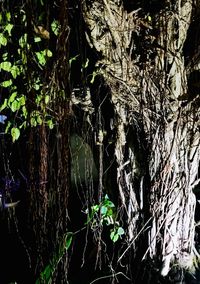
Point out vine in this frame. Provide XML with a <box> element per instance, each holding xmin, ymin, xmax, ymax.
<box><xmin>0</xmin><ymin>10</ymin><xmax>60</xmax><ymax>141</ymax></box>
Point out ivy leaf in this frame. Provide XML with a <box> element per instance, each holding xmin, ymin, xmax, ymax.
<box><xmin>100</xmin><ymin>205</ymin><xmax>108</xmax><ymax>215</ymax></box>
<box><xmin>11</xmin><ymin>100</ymin><xmax>20</xmax><ymax>112</ymax></box>
<box><xmin>34</xmin><ymin>36</ymin><xmax>42</xmax><ymax>43</ymax></box>
<box><xmin>45</xmin><ymin>95</ymin><xmax>50</xmax><ymax>104</ymax></box>
<box><xmin>6</xmin><ymin>12</ymin><xmax>11</xmax><ymax>22</ymax></box>
<box><xmin>19</xmin><ymin>34</ymin><xmax>27</xmax><ymax>48</ymax></box>
<box><xmin>11</xmin><ymin>65</ymin><xmax>21</xmax><ymax>78</ymax></box>
<box><xmin>18</xmin><ymin>96</ymin><xmax>26</xmax><ymax>106</ymax></box>
<box><xmin>47</xmin><ymin>119</ymin><xmax>54</xmax><ymax>129</ymax></box>
<box><xmin>30</xmin><ymin>117</ymin><xmax>37</xmax><ymax>127</ymax></box>
<box><xmin>41</xmin><ymin>264</ymin><xmax>52</xmax><ymax>282</ymax></box>
<box><xmin>65</xmin><ymin>233</ymin><xmax>73</xmax><ymax>250</ymax></box>
<box><xmin>0</xmin><ymin>98</ymin><xmax>8</xmax><ymax>111</ymax></box>
<box><xmin>2</xmin><ymin>52</ymin><xmax>8</xmax><ymax>61</ymax></box>
<box><xmin>51</xmin><ymin>20</ymin><xmax>60</xmax><ymax>36</ymax></box>
<box><xmin>0</xmin><ymin>33</ymin><xmax>8</xmax><ymax>46</ymax></box>
<box><xmin>0</xmin><ymin>79</ymin><xmax>12</xmax><ymax>88</ymax></box>
<box><xmin>117</xmin><ymin>227</ymin><xmax>125</xmax><ymax>236</ymax></box>
<box><xmin>11</xmin><ymin>127</ymin><xmax>20</xmax><ymax>142</ymax></box>
<box><xmin>5</xmin><ymin>121</ymin><xmax>11</xmax><ymax>133</ymax></box>
<box><xmin>8</xmin><ymin>92</ymin><xmax>17</xmax><ymax>104</ymax></box>
<box><xmin>110</xmin><ymin>231</ymin><xmax>119</xmax><ymax>243</ymax></box>
<box><xmin>4</xmin><ymin>23</ymin><xmax>13</xmax><ymax>36</ymax></box>
<box><xmin>36</xmin><ymin>115</ymin><xmax>43</xmax><ymax>125</ymax></box>
<box><xmin>36</xmin><ymin>51</ymin><xmax>46</xmax><ymax>66</ymax></box>
<box><xmin>45</xmin><ymin>49</ymin><xmax>52</xmax><ymax>57</ymax></box>
<box><xmin>0</xmin><ymin>61</ymin><xmax>12</xmax><ymax>72</ymax></box>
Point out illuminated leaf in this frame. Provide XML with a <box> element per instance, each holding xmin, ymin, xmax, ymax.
<box><xmin>47</xmin><ymin>119</ymin><xmax>54</xmax><ymax>129</ymax></box>
<box><xmin>11</xmin><ymin>100</ymin><xmax>20</xmax><ymax>112</ymax></box>
<box><xmin>11</xmin><ymin>65</ymin><xmax>21</xmax><ymax>78</ymax></box>
<box><xmin>36</xmin><ymin>51</ymin><xmax>46</xmax><ymax>65</ymax></box>
<box><xmin>46</xmin><ymin>49</ymin><xmax>52</xmax><ymax>57</ymax></box>
<box><xmin>117</xmin><ymin>227</ymin><xmax>124</xmax><ymax>236</ymax></box>
<box><xmin>1</xmin><ymin>79</ymin><xmax>12</xmax><ymax>87</ymax></box>
<box><xmin>0</xmin><ymin>61</ymin><xmax>12</xmax><ymax>72</ymax></box>
<box><xmin>65</xmin><ymin>233</ymin><xmax>73</xmax><ymax>250</ymax></box>
<box><xmin>34</xmin><ymin>36</ymin><xmax>42</xmax><ymax>43</ymax></box>
<box><xmin>5</xmin><ymin>23</ymin><xmax>13</xmax><ymax>36</ymax></box>
<box><xmin>45</xmin><ymin>95</ymin><xmax>50</xmax><ymax>104</ymax></box>
<box><xmin>0</xmin><ymin>98</ymin><xmax>8</xmax><ymax>111</ymax></box>
<box><xmin>11</xmin><ymin>127</ymin><xmax>20</xmax><ymax>142</ymax></box>
<box><xmin>0</xmin><ymin>33</ymin><xmax>8</xmax><ymax>46</ymax></box>
<box><xmin>8</xmin><ymin>92</ymin><xmax>17</xmax><ymax>104</ymax></box>
<box><xmin>51</xmin><ymin>20</ymin><xmax>60</xmax><ymax>36</ymax></box>
<box><xmin>19</xmin><ymin>34</ymin><xmax>27</xmax><ymax>48</ymax></box>
<box><xmin>42</xmin><ymin>264</ymin><xmax>52</xmax><ymax>282</ymax></box>
<box><xmin>6</xmin><ymin>12</ymin><xmax>11</xmax><ymax>22</ymax></box>
<box><xmin>100</xmin><ymin>205</ymin><xmax>107</xmax><ymax>215</ymax></box>
<box><xmin>2</xmin><ymin>52</ymin><xmax>8</xmax><ymax>61</ymax></box>
<box><xmin>110</xmin><ymin>231</ymin><xmax>119</xmax><ymax>243</ymax></box>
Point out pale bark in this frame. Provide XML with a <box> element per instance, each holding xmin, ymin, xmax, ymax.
<box><xmin>82</xmin><ymin>0</ymin><xmax>200</xmax><ymax>277</ymax></box>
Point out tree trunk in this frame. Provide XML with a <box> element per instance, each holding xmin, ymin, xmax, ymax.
<box><xmin>27</xmin><ymin>0</ymin><xmax>70</xmax><ymax>281</ymax></box>
<box><xmin>82</xmin><ymin>0</ymin><xmax>200</xmax><ymax>280</ymax></box>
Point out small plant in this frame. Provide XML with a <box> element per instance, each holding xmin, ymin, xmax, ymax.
<box><xmin>86</xmin><ymin>195</ymin><xmax>124</xmax><ymax>243</ymax></box>
<box><xmin>35</xmin><ymin>232</ymin><xmax>73</xmax><ymax>284</ymax></box>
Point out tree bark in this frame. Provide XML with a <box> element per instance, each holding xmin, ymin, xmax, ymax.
<box><xmin>82</xmin><ymin>0</ymin><xmax>200</xmax><ymax>279</ymax></box>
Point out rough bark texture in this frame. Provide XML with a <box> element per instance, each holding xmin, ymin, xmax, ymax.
<box><xmin>27</xmin><ymin>0</ymin><xmax>70</xmax><ymax>281</ymax></box>
<box><xmin>82</xmin><ymin>0</ymin><xmax>200</xmax><ymax>279</ymax></box>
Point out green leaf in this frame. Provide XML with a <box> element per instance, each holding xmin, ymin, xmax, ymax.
<box><xmin>0</xmin><ymin>98</ymin><xmax>8</xmax><ymax>111</ymax></box>
<box><xmin>46</xmin><ymin>49</ymin><xmax>53</xmax><ymax>57</ymax></box>
<box><xmin>11</xmin><ymin>100</ymin><xmax>20</xmax><ymax>112</ymax></box>
<box><xmin>18</xmin><ymin>95</ymin><xmax>26</xmax><ymax>106</ymax></box>
<box><xmin>110</xmin><ymin>231</ymin><xmax>119</xmax><ymax>243</ymax></box>
<box><xmin>34</xmin><ymin>36</ymin><xmax>42</xmax><ymax>43</ymax></box>
<box><xmin>0</xmin><ymin>61</ymin><xmax>12</xmax><ymax>72</ymax></box>
<box><xmin>19</xmin><ymin>121</ymin><xmax>27</xmax><ymax>129</ymax></box>
<box><xmin>11</xmin><ymin>65</ymin><xmax>21</xmax><ymax>78</ymax></box>
<box><xmin>42</xmin><ymin>264</ymin><xmax>52</xmax><ymax>282</ymax></box>
<box><xmin>22</xmin><ymin>106</ymin><xmax>28</xmax><ymax>118</ymax></box>
<box><xmin>35</xmin><ymin>94</ymin><xmax>42</xmax><ymax>104</ymax></box>
<box><xmin>5</xmin><ymin>121</ymin><xmax>11</xmax><ymax>133</ymax></box>
<box><xmin>100</xmin><ymin>205</ymin><xmax>108</xmax><ymax>215</ymax></box>
<box><xmin>5</xmin><ymin>23</ymin><xmax>13</xmax><ymax>36</ymax></box>
<box><xmin>36</xmin><ymin>51</ymin><xmax>46</xmax><ymax>65</ymax></box>
<box><xmin>51</xmin><ymin>20</ymin><xmax>60</xmax><ymax>36</ymax></box>
<box><xmin>107</xmin><ymin>208</ymin><xmax>114</xmax><ymax>217</ymax></box>
<box><xmin>6</xmin><ymin>12</ymin><xmax>11</xmax><ymax>22</ymax></box>
<box><xmin>8</xmin><ymin>92</ymin><xmax>17</xmax><ymax>104</ymax></box>
<box><xmin>47</xmin><ymin>119</ymin><xmax>54</xmax><ymax>129</ymax></box>
<box><xmin>117</xmin><ymin>227</ymin><xmax>124</xmax><ymax>236</ymax></box>
<box><xmin>45</xmin><ymin>95</ymin><xmax>50</xmax><ymax>104</ymax></box>
<box><xmin>19</xmin><ymin>34</ymin><xmax>27</xmax><ymax>48</ymax></box>
<box><xmin>65</xmin><ymin>233</ymin><xmax>73</xmax><ymax>250</ymax></box>
<box><xmin>11</xmin><ymin>127</ymin><xmax>20</xmax><ymax>142</ymax></box>
<box><xmin>36</xmin><ymin>115</ymin><xmax>43</xmax><ymax>125</ymax></box>
<box><xmin>2</xmin><ymin>52</ymin><xmax>8</xmax><ymax>61</ymax></box>
<box><xmin>30</xmin><ymin>117</ymin><xmax>37</xmax><ymax>127</ymax></box>
<box><xmin>91</xmin><ymin>205</ymin><xmax>99</xmax><ymax>213</ymax></box>
<box><xmin>0</xmin><ymin>33</ymin><xmax>8</xmax><ymax>46</ymax></box>
<box><xmin>104</xmin><ymin>200</ymin><xmax>115</xmax><ymax>208</ymax></box>
<box><xmin>1</xmin><ymin>79</ymin><xmax>12</xmax><ymax>88</ymax></box>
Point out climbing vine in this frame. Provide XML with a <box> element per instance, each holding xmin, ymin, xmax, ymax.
<box><xmin>0</xmin><ymin>9</ymin><xmax>60</xmax><ymax>141</ymax></box>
